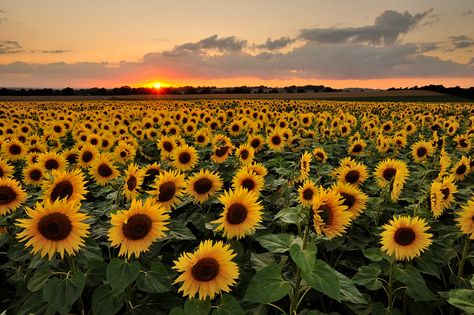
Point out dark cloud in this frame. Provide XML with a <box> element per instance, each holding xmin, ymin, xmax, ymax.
<box><xmin>300</xmin><ymin>9</ymin><xmax>431</xmax><ymax>45</ymax></box>
<box><xmin>32</xmin><ymin>49</ymin><xmax>72</xmax><ymax>54</ymax></box>
<box><xmin>255</xmin><ymin>37</ymin><xmax>295</xmax><ymax>50</ymax></box>
<box><xmin>417</xmin><ymin>42</ymin><xmax>440</xmax><ymax>53</ymax></box>
<box><xmin>462</xmin><ymin>10</ymin><xmax>473</xmax><ymax>16</ymax></box>
<box><xmin>448</xmin><ymin>35</ymin><xmax>474</xmax><ymax>50</ymax></box>
<box><xmin>0</xmin><ymin>40</ymin><xmax>23</xmax><ymax>54</ymax></box>
<box><xmin>166</xmin><ymin>35</ymin><xmax>247</xmax><ymax>56</ymax></box>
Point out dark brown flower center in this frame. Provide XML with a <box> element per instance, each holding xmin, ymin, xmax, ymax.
<box><xmin>352</xmin><ymin>144</ymin><xmax>363</xmax><ymax>153</ymax></box>
<box><xmin>459</xmin><ymin>139</ymin><xmax>468</xmax><ymax>148</ymax></box>
<box><xmin>441</xmin><ymin>187</ymin><xmax>450</xmax><ymax>200</ymax></box>
<box><xmin>315</xmin><ymin>152</ymin><xmax>324</xmax><ymax>160</ymax></box>
<box><xmin>50</xmin><ymin>180</ymin><xmax>74</xmax><ymax>202</ymax></box>
<box><xmin>383</xmin><ymin>168</ymin><xmax>397</xmax><ymax>181</ymax></box>
<box><xmin>0</xmin><ymin>186</ymin><xmax>16</xmax><ymax>205</ymax></box>
<box><xmin>340</xmin><ymin>192</ymin><xmax>355</xmax><ymax>209</ymax></box>
<box><xmin>302</xmin><ymin>188</ymin><xmax>314</xmax><ymax>201</ymax></box>
<box><xmin>226</xmin><ymin>202</ymin><xmax>248</xmax><ymax>224</ymax></box>
<box><xmin>345</xmin><ymin>170</ymin><xmax>360</xmax><ymax>184</ymax></box>
<box><xmin>416</xmin><ymin>147</ymin><xmax>427</xmax><ymax>157</ymax></box>
<box><xmin>38</xmin><ymin>213</ymin><xmax>72</xmax><ymax>241</ymax></box>
<box><xmin>120</xmin><ymin>151</ymin><xmax>127</xmax><ymax>158</ymax></box>
<box><xmin>456</xmin><ymin>164</ymin><xmax>467</xmax><ymax>175</ymax></box>
<box><xmin>122</xmin><ymin>214</ymin><xmax>152</xmax><ymax>240</ymax></box>
<box><xmin>191</xmin><ymin>258</ymin><xmax>220</xmax><ymax>282</ymax></box>
<box><xmin>163</xmin><ymin>141</ymin><xmax>173</xmax><ymax>152</ymax></box>
<box><xmin>66</xmin><ymin>153</ymin><xmax>77</xmax><ymax>165</ymax></box>
<box><xmin>193</xmin><ymin>178</ymin><xmax>213</xmax><ymax>194</ymax></box>
<box><xmin>158</xmin><ymin>181</ymin><xmax>176</xmax><ymax>202</ymax></box>
<box><xmin>242</xmin><ymin>178</ymin><xmax>255</xmax><ymax>191</ymax></box>
<box><xmin>178</xmin><ymin>152</ymin><xmax>191</xmax><ymax>164</ymax></box>
<box><xmin>82</xmin><ymin>151</ymin><xmax>93</xmax><ymax>163</ymax></box>
<box><xmin>9</xmin><ymin>144</ymin><xmax>21</xmax><ymax>155</ymax></box>
<box><xmin>98</xmin><ymin>163</ymin><xmax>113</xmax><ymax>177</ymax></box>
<box><xmin>215</xmin><ymin>146</ymin><xmax>229</xmax><ymax>157</ymax></box>
<box><xmin>45</xmin><ymin>159</ymin><xmax>59</xmax><ymax>170</ymax></box>
<box><xmin>232</xmin><ymin>124</ymin><xmax>239</xmax><ymax>132</ymax></box>
<box><xmin>127</xmin><ymin>175</ymin><xmax>137</xmax><ymax>191</ymax></box>
<box><xmin>240</xmin><ymin>150</ymin><xmax>249</xmax><ymax>160</ymax></box>
<box><xmin>197</xmin><ymin>135</ymin><xmax>205</xmax><ymax>143</ymax></box>
<box><xmin>29</xmin><ymin>169</ymin><xmax>42</xmax><ymax>181</ymax></box>
<box><xmin>250</xmin><ymin>139</ymin><xmax>260</xmax><ymax>148</ymax></box>
<box><xmin>394</xmin><ymin>227</ymin><xmax>416</xmax><ymax>246</ymax></box>
<box><xmin>318</xmin><ymin>204</ymin><xmax>332</xmax><ymax>225</ymax></box>
<box><xmin>271</xmin><ymin>135</ymin><xmax>281</xmax><ymax>145</ymax></box>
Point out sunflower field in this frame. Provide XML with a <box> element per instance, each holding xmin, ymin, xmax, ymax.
<box><xmin>0</xmin><ymin>100</ymin><xmax>473</xmax><ymax>315</ymax></box>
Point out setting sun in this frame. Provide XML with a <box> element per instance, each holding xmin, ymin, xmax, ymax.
<box><xmin>152</xmin><ymin>82</ymin><xmax>161</xmax><ymax>89</ymax></box>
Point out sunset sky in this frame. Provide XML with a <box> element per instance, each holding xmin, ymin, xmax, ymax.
<box><xmin>0</xmin><ymin>0</ymin><xmax>473</xmax><ymax>89</ymax></box>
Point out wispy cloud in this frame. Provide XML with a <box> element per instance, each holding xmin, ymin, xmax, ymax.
<box><xmin>0</xmin><ymin>40</ymin><xmax>23</xmax><ymax>54</ymax></box>
<box><xmin>461</xmin><ymin>9</ymin><xmax>473</xmax><ymax>16</ymax></box>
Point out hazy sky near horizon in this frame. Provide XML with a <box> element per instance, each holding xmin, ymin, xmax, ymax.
<box><xmin>0</xmin><ymin>0</ymin><xmax>473</xmax><ymax>88</ymax></box>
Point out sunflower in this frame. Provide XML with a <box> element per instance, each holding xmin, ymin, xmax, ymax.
<box><xmin>211</xmin><ymin>144</ymin><xmax>233</xmax><ymax>164</ymax></box>
<box><xmin>0</xmin><ymin>158</ymin><xmax>14</xmax><ymax>178</ymax></box>
<box><xmin>236</xmin><ymin>143</ymin><xmax>255</xmax><ymax>165</ymax></box>
<box><xmin>267</xmin><ymin>130</ymin><xmax>285</xmax><ymax>151</ymax></box>
<box><xmin>194</xmin><ymin>129</ymin><xmax>210</xmax><ymax>147</ymax></box>
<box><xmin>213</xmin><ymin>187</ymin><xmax>263</xmax><ymax>239</ymax></box>
<box><xmin>454</xmin><ymin>134</ymin><xmax>472</xmax><ymax>152</ymax></box>
<box><xmin>2</xmin><ymin>139</ymin><xmax>26</xmax><ymax>161</ymax></box>
<box><xmin>439</xmin><ymin>175</ymin><xmax>457</xmax><ymax>211</ymax></box>
<box><xmin>62</xmin><ymin>148</ymin><xmax>78</xmax><ymax>167</ymax></box>
<box><xmin>173</xmin><ymin>240</ymin><xmax>239</xmax><ymax>300</ymax></box>
<box><xmin>123</xmin><ymin>164</ymin><xmax>145</xmax><ymax>201</ymax></box>
<box><xmin>186</xmin><ymin>169</ymin><xmax>223</xmax><ymax>203</ymax></box>
<box><xmin>299</xmin><ymin>151</ymin><xmax>312</xmax><ymax>181</ymax></box>
<box><xmin>349</xmin><ymin>139</ymin><xmax>366</xmax><ymax>155</ymax></box>
<box><xmin>455</xmin><ymin>197</ymin><xmax>474</xmax><ymax>239</ymax></box>
<box><xmin>331</xmin><ymin>182</ymin><xmax>368</xmax><ymax>218</ymax></box>
<box><xmin>311</xmin><ymin>188</ymin><xmax>351</xmax><ymax>239</ymax></box>
<box><xmin>149</xmin><ymin>170</ymin><xmax>187</xmax><ymax>211</ymax></box>
<box><xmin>232</xmin><ymin>169</ymin><xmax>264</xmax><ymax>194</ymax></box>
<box><xmin>248</xmin><ymin>135</ymin><xmax>265</xmax><ymax>152</ymax></box>
<box><xmin>108</xmin><ymin>198</ymin><xmax>169</xmax><ymax>258</ymax></box>
<box><xmin>411</xmin><ymin>141</ymin><xmax>434</xmax><ymax>163</ymax></box>
<box><xmin>374</xmin><ymin>158</ymin><xmax>410</xmax><ymax>201</ymax></box>
<box><xmin>430</xmin><ymin>180</ymin><xmax>444</xmax><ymax>218</ymax></box>
<box><xmin>77</xmin><ymin>144</ymin><xmax>99</xmax><ymax>168</ymax></box>
<box><xmin>312</xmin><ymin>147</ymin><xmax>328</xmax><ymax>162</ymax></box>
<box><xmin>438</xmin><ymin>148</ymin><xmax>452</xmax><ymax>178</ymax></box>
<box><xmin>172</xmin><ymin>145</ymin><xmax>199</xmax><ymax>172</ymax></box>
<box><xmin>42</xmin><ymin>169</ymin><xmax>87</xmax><ymax>205</ymax></box>
<box><xmin>22</xmin><ymin>164</ymin><xmax>44</xmax><ymax>186</ymax></box>
<box><xmin>380</xmin><ymin>216</ymin><xmax>432</xmax><ymax>261</ymax></box>
<box><xmin>90</xmin><ymin>154</ymin><xmax>119</xmax><ymax>186</ymax></box>
<box><xmin>158</xmin><ymin>135</ymin><xmax>176</xmax><ymax>158</ymax></box>
<box><xmin>337</xmin><ymin>162</ymin><xmax>369</xmax><ymax>186</ymax></box>
<box><xmin>0</xmin><ymin>178</ymin><xmax>27</xmax><ymax>216</ymax></box>
<box><xmin>143</xmin><ymin>162</ymin><xmax>162</xmax><ymax>185</ymax></box>
<box><xmin>113</xmin><ymin>141</ymin><xmax>136</xmax><ymax>164</ymax></box>
<box><xmin>451</xmin><ymin>156</ymin><xmax>471</xmax><ymax>181</ymax></box>
<box><xmin>37</xmin><ymin>151</ymin><xmax>67</xmax><ymax>172</ymax></box>
<box><xmin>298</xmin><ymin>180</ymin><xmax>318</xmax><ymax>207</ymax></box>
<box><xmin>16</xmin><ymin>199</ymin><xmax>90</xmax><ymax>259</ymax></box>
<box><xmin>242</xmin><ymin>162</ymin><xmax>268</xmax><ymax>177</ymax></box>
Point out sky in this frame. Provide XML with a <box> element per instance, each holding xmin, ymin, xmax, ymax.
<box><xmin>0</xmin><ymin>0</ymin><xmax>473</xmax><ymax>89</ymax></box>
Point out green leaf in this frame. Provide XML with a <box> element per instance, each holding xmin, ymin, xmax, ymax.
<box><xmin>212</xmin><ymin>294</ymin><xmax>244</xmax><ymax>315</ymax></box>
<box><xmin>136</xmin><ymin>261</ymin><xmax>171</xmax><ymax>293</ymax></box>
<box><xmin>28</xmin><ymin>268</ymin><xmax>54</xmax><ymax>292</ymax></box>
<box><xmin>289</xmin><ymin>238</ymin><xmax>316</xmax><ymax>273</ymax></box>
<box><xmin>441</xmin><ymin>289</ymin><xmax>474</xmax><ymax>313</ymax></box>
<box><xmin>274</xmin><ymin>207</ymin><xmax>299</xmax><ymax>224</ymax></box>
<box><xmin>184</xmin><ymin>299</ymin><xmax>211</xmax><ymax>315</ymax></box>
<box><xmin>169</xmin><ymin>308</ymin><xmax>186</xmax><ymax>315</ymax></box>
<box><xmin>166</xmin><ymin>221</ymin><xmax>196</xmax><ymax>240</ymax></box>
<box><xmin>337</xmin><ymin>272</ymin><xmax>367</xmax><ymax>305</ymax></box>
<box><xmin>106</xmin><ymin>258</ymin><xmax>140</xmax><ymax>293</ymax></box>
<box><xmin>352</xmin><ymin>265</ymin><xmax>383</xmax><ymax>291</ymax></box>
<box><xmin>256</xmin><ymin>233</ymin><xmax>295</xmax><ymax>253</ymax></box>
<box><xmin>42</xmin><ymin>272</ymin><xmax>86</xmax><ymax>315</ymax></box>
<box><xmin>395</xmin><ymin>265</ymin><xmax>437</xmax><ymax>301</ymax></box>
<box><xmin>244</xmin><ymin>265</ymin><xmax>291</xmax><ymax>304</ymax></box>
<box><xmin>302</xmin><ymin>259</ymin><xmax>340</xmax><ymax>301</ymax></box>
<box><xmin>362</xmin><ymin>248</ymin><xmax>384</xmax><ymax>262</ymax></box>
<box><xmin>92</xmin><ymin>284</ymin><xmax>125</xmax><ymax>315</ymax></box>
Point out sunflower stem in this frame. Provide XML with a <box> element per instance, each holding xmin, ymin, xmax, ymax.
<box><xmin>67</xmin><ymin>255</ymin><xmax>85</xmax><ymax>315</ymax></box>
<box><xmin>457</xmin><ymin>236</ymin><xmax>470</xmax><ymax>278</ymax></box>
<box><xmin>289</xmin><ymin>222</ymin><xmax>310</xmax><ymax>315</ymax></box>
<box><xmin>387</xmin><ymin>259</ymin><xmax>395</xmax><ymax>310</ymax></box>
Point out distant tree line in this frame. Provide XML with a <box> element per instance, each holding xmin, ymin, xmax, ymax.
<box><xmin>0</xmin><ymin>84</ymin><xmax>341</xmax><ymax>96</ymax></box>
<box><xmin>388</xmin><ymin>85</ymin><xmax>474</xmax><ymax>100</ymax></box>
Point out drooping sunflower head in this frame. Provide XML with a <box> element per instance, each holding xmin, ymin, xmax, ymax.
<box><xmin>173</xmin><ymin>240</ymin><xmax>239</xmax><ymax>300</ymax></box>
<box><xmin>311</xmin><ymin>188</ymin><xmax>352</xmax><ymax>239</ymax></box>
<box><xmin>299</xmin><ymin>151</ymin><xmax>312</xmax><ymax>181</ymax></box>
<box><xmin>298</xmin><ymin>180</ymin><xmax>319</xmax><ymax>207</ymax></box>
<box><xmin>455</xmin><ymin>197</ymin><xmax>474</xmax><ymax>239</ymax></box>
<box><xmin>108</xmin><ymin>198</ymin><xmax>170</xmax><ymax>258</ymax></box>
<box><xmin>380</xmin><ymin>215</ymin><xmax>432</xmax><ymax>261</ymax></box>
<box><xmin>331</xmin><ymin>182</ymin><xmax>368</xmax><ymax>219</ymax></box>
<box><xmin>172</xmin><ymin>145</ymin><xmax>199</xmax><ymax>172</ymax></box>
<box><xmin>242</xmin><ymin>162</ymin><xmax>268</xmax><ymax>177</ymax></box>
<box><xmin>123</xmin><ymin>164</ymin><xmax>145</xmax><ymax>201</ymax></box>
<box><xmin>90</xmin><ymin>154</ymin><xmax>119</xmax><ymax>186</ymax></box>
<box><xmin>143</xmin><ymin>162</ymin><xmax>162</xmax><ymax>186</ymax></box>
<box><xmin>439</xmin><ymin>175</ymin><xmax>457</xmax><ymax>210</ymax></box>
<box><xmin>42</xmin><ymin>169</ymin><xmax>87</xmax><ymax>205</ymax></box>
<box><xmin>213</xmin><ymin>187</ymin><xmax>263</xmax><ymax>239</ymax></box>
<box><xmin>312</xmin><ymin>147</ymin><xmax>328</xmax><ymax>163</ymax></box>
<box><xmin>0</xmin><ymin>178</ymin><xmax>27</xmax><ymax>216</ymax></box>
<box><xmin>430</xmin><ymin>180</ymin><xmax>444</xmax><ymax>218</ymax></box>
<box><xmin>16</xmin><ymin>199</ymin><xmax>90</xmax><ymax>259</ymax></box>
<box><xmin>232</xmin><ymin>169</ymin><xmax>264</xmax><ymax>194</ymax></box>
<box><xmin>185</xmin><ymin>169</ymin><xmax>223</xmax><ymax>203</ymax></box>
<box><xmin>149</xmin><ymin>170</ymin><xmax>187</xmax><ymax>211</ymax></box>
